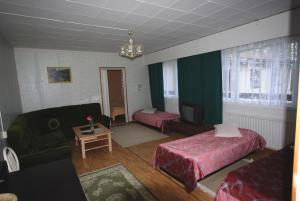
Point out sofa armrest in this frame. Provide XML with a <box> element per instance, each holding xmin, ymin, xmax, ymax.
<box><xmin>19</xmin><ymin>145</ymin><xmax>71</xmax><ymax>168</ymax></box>
<box><xmin>100</xmin><ymin>115</ymin><xmax>111</xmax><ymax>128</ymax></box>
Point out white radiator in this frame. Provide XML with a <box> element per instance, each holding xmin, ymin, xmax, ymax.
<box><xmin>223</xmin><ymin>112</ymin><xmax>296</xmax><ymax>149</ymax></box>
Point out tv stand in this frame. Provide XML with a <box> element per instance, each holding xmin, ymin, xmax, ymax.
<box><xmin>168</xmin><ymin>119</ymin><xmax>214</xmax><ymax>136</ymax></box>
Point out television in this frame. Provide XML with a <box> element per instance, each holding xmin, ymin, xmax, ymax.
<box><xmin>180</xmin><ymin>103</ymin><xmax>203</xmax><ymax>125</ymax></box>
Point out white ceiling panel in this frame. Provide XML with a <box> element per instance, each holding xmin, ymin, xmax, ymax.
<box><xmin>118</xmin><ymin>14</ymin><xmax>150</xmax><ymax>25</ymax></box>
<box><xmin>0</xmin><ymin>0</ymin><xmax>298</xmax><ymax>53</ymax></box>
<box><xmin>136</xmin><ymin>18</ymin><xmax>169</xmax><ymax>32</ymax></box>
<box><xmin>247</xmin><ymin>0</ymin><xmax>292</xmax><ymax>19</ymax></box>
<box><xmin>209</xmin><ymin>0</ymin><xmax>243</xmax><ymax>6</ymax></box>
<box><xmin>174</xmin><ymin>12</ymin><xmax>203</xmax><ymax>23</ymax></box>
<box><xmin>64</xmin><ymin>0</ymin><xmax>107</xmax><ymax>8</ymax></box>
<box><xmin>60</xmin><ymin>1</ymin><xmax>101</xmax><ymax>17</ymax></box>
<box><xmin>154</xmin><ymin>21</ymin><xmax>186</xmax><ymax>34</ymax></box>
<box><xmin>210</xmin><ymin>7</ymin><xmax>240</xmax><ymax>19</ymax></box>
<box><xmin>208</xmin><ymin>19</ymin><xmax>232</xmax><ymax>30</ymax></box>
<box><xmin>1</xmin><ymin>23</ymin><xmax>83</xmax><ymax>36</ymax></box>
<box><xmin>96</xmin><ymin>8</ymin><xmax>127</xmax><ymax>22</ymax></box>
<box><xmin>224</xmin><ymin>11</ymin><xmax>256</xmax><ymax>23</ymax></box>
<box><xmin>112</xmin><ymin>21</ymin><xmax>139</xmax><ymax>29</ymax></box>
<box><xmin>80</xmin><ymin>31</ymin><xmax>105</xmax><ymax>39</ymax></box>
<box><xmin>192</xmin><ymin>2</ymin><xmax>225</xmax><ymax>16</ymax></box>
<box><xmin>0</xmin><ymin>0</ymin><xmax>64</xmax><ymax>10</ymax></box>
<box><xmin>131</xmin><ymin>3</ymin><xmax>164</xmax><ymax>17</ymax></box>
<box><xmin>192</xmin><ymin>17</ymin><xmax>219</xmax><ymax>27</ymax></box>
<box><xmin>100</xmin><ymin>33</ymin><xmax>129</xmax><ymax>41</ymax></box>
<box><xmin>104</xmin><ymin>0</ymin><xmax>141</xmax><ymax>12</ymax></box>
<box><xmin>166</xmin><ymin>29</ymin><xmax>191</xmax><ymax>38</ymax></box>
<box><xmin>170</xmin><ymin>0</ymin><xmax>207</xmax><ymax>11</ymax></box>
<box><xmin>232</xmin><ymin>0</ymin><xmax>271</xmax><ymax>10</ymax></box>
<box><xmin>180</xmin><ymin>24</ymin><xmax>204</xmax><ymax>33</ymax></box>
<box><xmin>155</xmin><ymin>8</ymin><xmax>185</xmax><ymax>20</ymax></box>
<box><xmin>137</xmin><ymin>0</ymin><xmax>177</xmax><ymax>7</ymax></box>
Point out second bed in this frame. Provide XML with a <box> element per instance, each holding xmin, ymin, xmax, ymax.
<box><xmin>153</xmin><ymin>128</ymin><xmax>266</xmax><ymax>191</ymax></box>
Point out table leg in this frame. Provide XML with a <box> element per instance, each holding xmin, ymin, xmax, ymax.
<box><xmin>75</xmin><ymin>135</ymin><xmax>78</xmax><ymax>146</ymax></box>
<box><xmin>108</xmin><ymin>133</ymin><xmax>112</xmax><ymax>152</ymax></box>
<box><xmin>81</xmin><ymin>140</ymin><xmax>86</xmax><ymax>159</ymax></box>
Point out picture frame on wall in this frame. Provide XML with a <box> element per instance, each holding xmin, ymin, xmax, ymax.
<box><xmin>47</xmin><ymin>67</ymin><xmax>72</xmax><ymax>83</ymax></box>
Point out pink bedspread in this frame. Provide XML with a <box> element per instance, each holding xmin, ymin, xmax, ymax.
<box><xmin>133</xmin><ymin>110</ymin><xmax>179</xmax><ymax>133</ymax></box>
<box><xmin>153</xmin><ymin>129</ymin><xmax>266</xmax><ymax>192</ymax></box>
<box><xmin>215</xmin><ymin>145</ymin><xmax>293</xmax><ymax>201</ymax></box>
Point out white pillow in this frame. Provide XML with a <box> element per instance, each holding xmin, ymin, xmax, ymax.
<box><xmin>141</xmin><ymin>108</ymin><xmax>157</xmax><ymax>114</ymax></box>
<box><xmin>214</xmin><ymin>124</ymin><xmax>241</xmax><ymax>138</ymax></box>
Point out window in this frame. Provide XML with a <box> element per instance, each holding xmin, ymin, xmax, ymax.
<box><xmin>163</xmin><ymin>60</ymin><xmax>178</xmax><ymax>97</ymax></box>
<box><xmin>163</xmin><ymin>60</ymin><xmax>179</xmax><ymax>114</ymax></box>
<box><xmin>222</xmin><ymin>36</ymin><xmax>299</xmax><ymax>107</ymax></box>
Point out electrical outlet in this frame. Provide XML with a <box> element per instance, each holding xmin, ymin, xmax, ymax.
<box><xmin>1</xmin><ymin>131</ymin><xmax>7</xmax><ymax>139</ymax></box>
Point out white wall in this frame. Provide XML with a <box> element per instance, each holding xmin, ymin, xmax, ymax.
<box><xmin>143</xmin><ymin>8</ymin><xmax>300</xmax><ymax>149</ymax></box>
<box><xmin>14</xmin><ymin>48</ymin><xmax>151</xmax><ymax>121</ymax></box>
<box><xmin>0</xmin><ymin>34</ymin><xmax>22</xmax><ymax>130</ymax></box>
<box><xmin>145</xmin><ymin>8</ymin><xmax>300</xmax><ymax>64</ymax></box>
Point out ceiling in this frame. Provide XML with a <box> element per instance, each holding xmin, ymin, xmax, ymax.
<box><xmin>0</xmin><ymin>0</ymin><xmax>299</xmax><ymax>54</ymax></box>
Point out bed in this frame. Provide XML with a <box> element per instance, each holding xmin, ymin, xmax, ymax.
<box><xmin>215</xmin><ymin>145</ymin><xmax>293</xmax><ymax>201</ymax></box>
<box><xmin>111</xmin><ymin>106</ymin><xmax>125</xmax><ymax>121</ymax></box>
<box><xmin>133</xmin><ymin>110</ymin><xmax>179</xmax><ymax>133</ymax></box>
<box><xmin>153</xmin><ymin>128</ymin><xmax>266</xmax><ymax>192</ymax></box>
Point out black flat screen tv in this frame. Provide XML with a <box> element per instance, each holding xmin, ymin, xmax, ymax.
<box><xmin>180</xmin><ymin>103</ymin><xmax>203</xmax><ymax>125</ymax></box>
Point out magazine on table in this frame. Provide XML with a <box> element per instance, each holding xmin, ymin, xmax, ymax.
<box><xmin>80</xmin><ymin>125</ymin><xmax>102</xmax><ymax>134</ymax></box>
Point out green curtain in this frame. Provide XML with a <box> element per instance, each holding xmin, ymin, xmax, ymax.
<box><xmin>177</xmin><ymin>50</ymin><xmax>222</xmax><ymax>124</ymax></box>
<box><xmin>148</xmin><ymin>62</ymin><xmax>165</xmax><ymax>111</ymax></box>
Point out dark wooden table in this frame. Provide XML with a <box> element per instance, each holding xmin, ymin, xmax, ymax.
<box><xmin>0</xmin><ymin>159</ymin><xmax>87</xmax><ymax>201</ymax></box>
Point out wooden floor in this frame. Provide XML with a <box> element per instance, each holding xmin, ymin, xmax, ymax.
<box><xmin>72</xmin><ymin>131</ymin><xmax>273</xmax><ymax>201</ymax></box>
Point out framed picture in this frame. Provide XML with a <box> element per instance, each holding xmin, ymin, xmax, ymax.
<box><xmin>47</xmin><ymin>67</ymin><xmax>72</xmax><ymax>83</ymax></box>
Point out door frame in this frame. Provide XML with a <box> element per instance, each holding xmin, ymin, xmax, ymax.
<box><xmin>99</xmin><ymin>67</ymin><xmax>129</xmax><ymax>123</ymax></box>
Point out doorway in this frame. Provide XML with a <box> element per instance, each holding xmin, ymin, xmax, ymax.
<box><xmin>99</xmin><ymin>68</ymin><xmax>128</xmax><ymax>126</ymax></box>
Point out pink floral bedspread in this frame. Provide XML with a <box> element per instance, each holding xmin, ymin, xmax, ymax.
<box><xmin>153</xmin><ymin>129</ymin><xmax>266</xmax><ymax>192</ymax></box>
<box><xmin>215</xmin><ymin>145</ymin><xmax>293</xmax><ymax>201</ymax></box>
<box><xmin>133</xmin><ymin>110</ymin><xmax>179</xmax><ymax>133</ymax></box>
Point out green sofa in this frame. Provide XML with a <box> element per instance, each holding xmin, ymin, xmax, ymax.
<box><xmin>7</xmin><ymin>103</ymin><xmax>111</xmax><ymax>168</ymax></box>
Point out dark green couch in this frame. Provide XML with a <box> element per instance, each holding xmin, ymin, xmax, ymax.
<box><xmin>7</xmin><ymin>103</ymin><xmax>111</xmax><ymax>168</ymax></box>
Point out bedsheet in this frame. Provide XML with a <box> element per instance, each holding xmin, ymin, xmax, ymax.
<box><xmin>215</xmin><ymin>145</ymin><xmax>293</xmax><ymax>201</ymax></box>
<box><xmin>133</xmin><ymin>110</ymin><xmax>179</xmax><ymax>133</ymax></box>
<box><xmin>153</xmin><ymin>129</ymin><xmax>266</xmax><ymax>191</ymax></box>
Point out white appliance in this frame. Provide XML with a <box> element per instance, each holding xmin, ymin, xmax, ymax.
<box><xmin>0</xmin><ymin>111</ymin><xmax>7</xmax><ymax>139</ymax></box>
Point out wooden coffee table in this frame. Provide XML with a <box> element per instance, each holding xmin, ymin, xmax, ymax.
<box><xmin>73</xmin><ymin>123</ymin><xmax>112</xmax><ymax>159</ymax></box>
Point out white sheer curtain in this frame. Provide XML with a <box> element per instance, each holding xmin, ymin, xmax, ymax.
<box><xmin>222</xmin><ymin>36</ymin><xmax>300</xmax><ymax>107</ymax></box>
<box><xmin>163</xmin><ymin>60</ymin><xmax>179</xmax><ymax>114</ymax></box>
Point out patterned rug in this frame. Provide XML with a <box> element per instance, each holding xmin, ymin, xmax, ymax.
<box><xmin>79</xmin><ymin>164</ymin><xmax>158</xmax><ymax>201</ymax></box>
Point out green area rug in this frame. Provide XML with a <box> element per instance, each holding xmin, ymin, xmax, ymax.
<box><xmin>111</xmin><ymin>123</ymin><xmax>167</xmax><ymax>147</ymax></box>
<box><xmin>79</xmin><ymin>164</ymin><xmax>158</xmax><ymax>201</ymax></box>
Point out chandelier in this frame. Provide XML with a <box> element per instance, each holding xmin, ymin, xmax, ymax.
<box><xmin>119</xmin><ymin>30</ymin><xmax>143</xmax><ymax>60</ymax></box>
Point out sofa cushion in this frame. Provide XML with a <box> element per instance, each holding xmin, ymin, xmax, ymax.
<box><xmin>39</xmin><ymin>117</ymin><xmax>61</xmax><ymax>133</ymax></box>
<box><xmin>35</xmin><ymin>130</ymin><xmax>67</xmax><ymax>151</ymax></box>
<box><xmin>27</xmin><ymin>111</ymin><xmax>61</xmax><ymax>136</ymax></box>
<box><xmin>47</xmin><ymin>118</ymin><xmax>60</xmax><ymax>130</ymax></box>
<box><xmin>7</xmin><ymin>122</ymin><xmax>34</xmax><ymax>155</ymax></box>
